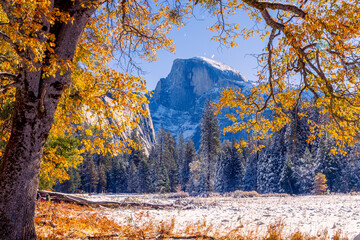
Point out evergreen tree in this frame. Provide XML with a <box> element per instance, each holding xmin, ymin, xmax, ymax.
<box><xmin>164</xmin><ymin>131</ymin><xmax>179</xmax><ymax>192</ymax></box>
<box><xmin>108</xmin><ymin>157</ymin><xmax>127</xmax><ymax>193</ymax></box>
<box><xmin>98</xmin><ymin>163</ymin><xmax>107</xmax><ymax>193</ymax></box>
<box><xmin>279</xmin><ymin>154</ymin><xmax>297</xmax><ymax>194</ymax></box>
<box><xmin>127</xmin><ymin>161</ymin><xmax>137</xmax><ymax>193</ymax></box>
<box><xmin>257</xmin><ymin>131</ymin><xmax>286</xmax><ymax>193</ymax></box>
<box><xmin>182</xmin><ymin>138</ymin><xmax>196</xmax><ymax>191</ymax></box>
<box><xmin>126</xmin><ymin>128</ymin><xmax>147</xmax><ymax>193</ymax></box>
<box><xmin>199</xmin><ymin>100</ymin><xmax>221</xmax><ymax>192</ymax></box>
<box><xmin>151</xmin><ymin>128</ymin><xmax>171</xmax><ymax>192</ymax></box>
<box><xmin>87</xmin><ymin>158</ymin><xmax>99</xmax><ymax>193</ymax></box>
<box><xmin>243</xmin><ymin>151</ymin><xmax>258</xmax><ymax>191</ymax></box>
<box><xmin>177</xmin><ymin>134</ymin><xmax>187</xmax><ymax>190</ymax></box>
<box><xmin>136</xmin><ymin>159</ymin><xmax>150</xmax><ymax>193</ymax></box>
<box><xmin>315</xmin><ymin>135</ymin><xmax>341</xmax><ymax>192</ymax></box>
<box><xmin>147</xmin><ymin>146</ymin><xmax>157</xmax><ymax>193</ymax></box>
<box><xmin>295</xmin><ymin>147</ymin><xmax>315</xmax><ymax>193</ymax></box>
<box><xmin>228</xmin><ymin>138</ymin><xmax>245</xmax><ymax>191</ymax></box>
<box><xmin>215</xmin><ymin>141</ymin><xmax>231</xmax><ymax>193</ymax></box>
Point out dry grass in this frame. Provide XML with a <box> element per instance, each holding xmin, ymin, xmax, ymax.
<box><xmin>35</xmin><ymin>201</ymin><xmax>349</xmax><ymax>239</ymax></box>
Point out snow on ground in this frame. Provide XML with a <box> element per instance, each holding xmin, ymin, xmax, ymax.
<box><xmin>80</xmin><ymin>194</ymin><xmax>360</xmax><ymax>238</ymax></box>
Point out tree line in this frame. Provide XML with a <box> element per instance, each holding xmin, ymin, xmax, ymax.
<box><xmin>56</xmin><ymin>101</ymin><xmax>360</xmax><ymax>195</ymax></box>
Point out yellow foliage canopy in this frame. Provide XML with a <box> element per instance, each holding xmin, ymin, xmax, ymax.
<box><xmin>0</xmin><ymin>0</ymin><xmax>179</xmax><ymax>184</ymax></box>
<box><xmin>196</xmin><ymin>0</ymin><xmax>360</xmax><ymax>154</ymax></box>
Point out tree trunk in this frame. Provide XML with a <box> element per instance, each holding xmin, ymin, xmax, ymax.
<box><xmin>0</xmin><ymin>1</ymin><xmax>96</xmax><ymax>239</ymax></box>
<box><xmin>0</xmin><ymin>77</ymin><xmax>55</xmax><ymax>239</ymax></box>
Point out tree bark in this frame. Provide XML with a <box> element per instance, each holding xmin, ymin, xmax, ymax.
<box><xmin>0</xmin><ymin>1</ymin><xmax>96</xmax><ymax>239</ymax></box>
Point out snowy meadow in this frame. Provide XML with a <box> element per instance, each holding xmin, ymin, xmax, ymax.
<box><xmin>80</xmin><ymin>193</ymin><xmax>360</xmax><ymax>239</ymax></box>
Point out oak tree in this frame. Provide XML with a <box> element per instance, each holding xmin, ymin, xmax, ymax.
<box><xmin>0</xmin><ymin>0</ymin><xmax>177</xmax><ymax>238</ymax></box>
<box><xmin>203</xmin><ymin>0</ymin><xmax>360</xmax><ymax>154</ymax></box>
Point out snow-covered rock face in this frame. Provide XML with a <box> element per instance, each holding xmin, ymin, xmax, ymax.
<box><xmin>150</xmin><ymin>57</ymin><xmax>253</xmax><ymax>148</ymax></box>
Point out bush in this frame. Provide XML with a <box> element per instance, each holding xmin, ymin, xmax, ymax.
<box><xmin>230</xmin><ymin>190</ymin><xmax>260</xmax><ymax>198</ymax></box>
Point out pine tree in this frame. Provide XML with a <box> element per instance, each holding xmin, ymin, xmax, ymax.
<box><xmin>164</xmin><ymin>131</ymin><xmax>179</xmax><ymax>192</ymax></box>
<box><xmin>199</xmin><ymin>100</ymin><xmax>221</xmax><ymax>192</ymax></box>
<box><xmin>279</xmin><ymin>154</ymin><xmax>297</xmax><ymax>194</ymax></box>
<box><xmin>182</xmin><ymin>138</ymin><xmax>196</xmax><ymax>191</ymax></box>
<box><xmin>87</xmin><ymin>158</ymin><xmax>99</xmax><ymax>193</ymax></box>
<box><xmin>148</xmin><ymin>146</ymin><xmax>157</xmax><ymax>193</ymax></box>
<box><xmin>108</xmin><ymin>157</ymin><xmax>127</xmax><ymax>193</ymax></box>
<box><xmin>315</xmin><ymin>135</ymin><xmax>341</xmax><ymax>192</ymax></box>
<box><xmin>98</xmin><ymin>163</ymin><xmax>107</xmax><ymax>193</ymax></box>
<box><xmin>243</xmin><ymin>151</ymin><xmax>258</xmax><ymax>191</ymax></box>
<box><xmin>215</xmin><ymin>141</ymin><xmax>231</xmax><ymax>193</ymax></box>
<box><xmin>177</xmin><ymin>134</ymin><xmax>187</xmax><ymax>190</ymax></box>
<box><xmin>127</xmin><ymin>161</ymin><xmax>137</xmax><ymax>193</ymax></box>
<box><xmin>126</xmin><ymin>128</ymin><xmax>147</xmax><ymax>192</ymax></box>
<box><xmin>295</xmin><ymin>147</ymin><xmax>316</xmax><ymax>193</ymax></box>
<box><xmin>55</xmin><ymin>167</ymin><xmax>81</xmax><ymax>193</ymax></box>
<box><xmin>136</xmin><ymin>159</ymin><xmax>150</xmax><ymax>193</ymax></box>
<box><xmin>151</xmin><ymin>128</ymin><xmax>171</xmax><ymax>193</ymax></box>
<box><xmin>257</xmin><ymin>132</ymin><xmax>286</xmax><ymax>193</ymax></box>
<box><xmin>228</xmin><ymin>138</ymin><xmax>245</xmax><ymax>192</ymax></box>
<box><xmin>215</xmin><ymin>139</ymin><xmax>245</xmax><ymax>193</ymax></box>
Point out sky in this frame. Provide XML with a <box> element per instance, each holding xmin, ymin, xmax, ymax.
<box><xmin>137</xmin><ymin>7</ymin><xmax>268</xmax><ymax>91</ymax></box>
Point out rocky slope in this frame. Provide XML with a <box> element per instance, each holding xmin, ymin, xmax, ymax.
<box><xmin>149</xmin><ymin>57</ymin><xmax>254</xmax><ymax>148</ymax></box>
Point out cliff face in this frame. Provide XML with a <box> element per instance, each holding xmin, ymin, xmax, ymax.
<box><xmin>84</xmin><ymin>97</ymin><xmax>156</xmax><ymax>156</ymax></box>
<box><xmin>149</xmin><ymin>57</ymin><xmax>253</xmax><ymax>148</ymax></box>
<box><xmin>129</xmin><ymin>103</ymin><xmax>156</xmax><ymax>155</ymax></box>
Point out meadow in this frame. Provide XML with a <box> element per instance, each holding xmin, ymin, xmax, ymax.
<box><xmin>35</xmin><ymin>192</ymin><xmax>360</xmax><ymax>239</ymax></box>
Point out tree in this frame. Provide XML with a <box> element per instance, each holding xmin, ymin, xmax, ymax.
<box><xmin>314</xmin><ymin>173</ymin><xmax>328</xmax><ymax>195</ymax></box>
<box><xmin>208</xmin><ymin>0</ymin><xmax>360</xmax><ymax>155</ymax></box>
<box><xmin>98</xmin><ymin>163</ymin><xmax>107</xmax><ymax>193</ymax></box>
<box><xmin>279</xmin><ymin>154</ymin><xmax>297</xmax><ymax>194</ymax></box>
<box><xmin>87</xmin><ymin>157</ymin><xmax>99</xmax><ymax>193</ymax></box>
<box><xmin>199</xmin><ymin>100</ymin><xmax>221</xmax><ymax>192</ymax></box>
<box><xmin>0</xmin><ymin>1</ymin><xmax>176</xmax><ymax>237</ymax></box>
<box><xmin>181</xmin><ymin>138</ymin><xmax>196</xmax><ymax>191</ymax></box>
<box><xmin>295</xmin><ymin>148</ymin><xmax>316</xmax><ymax>193</ymax></box>
<box><xmin>215</xmin><ymin>139</ymin><xmax>244</xmax><ymax>193</ymax></box>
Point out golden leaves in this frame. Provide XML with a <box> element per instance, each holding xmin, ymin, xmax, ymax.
<box><xmin>0</xmin><ymin>1</ymin><xmax>179</xmax><ymax>185</ymax></box>
<box><xmin>208</xmin><ymin>0</ymin><xmax>360</xmax><ymax>153</ymax></box>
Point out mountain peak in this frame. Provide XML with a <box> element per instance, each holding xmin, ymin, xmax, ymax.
<box><xmin>150</xmin><ymin>57</ymin><xmax>253</xmax><ymax>148</ymax></box>
<box><xmin>191</xmin><ymin>57</ymin><xmax>246</xmax><ymax>80</ymax></box>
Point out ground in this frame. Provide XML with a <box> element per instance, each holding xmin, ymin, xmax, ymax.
<box><xmin>77</xmin><ymin>193</ymin><xmax>360</xmax><ymax>239</ymax></box>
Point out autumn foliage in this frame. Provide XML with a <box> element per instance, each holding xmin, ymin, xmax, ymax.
<box><xmin>0</xmin><ymin>0</ymin><xmax>179</xmax><ymax>186</ymax></box>
<box><xmin>314</xmin><ymin>173</ymin><xmax>328</xmax><ymax>195</ymax></box>
<box><xmin>204</xmin><ymin>0</ymin><xmax>360</xmax><ymax>154</ymax></box>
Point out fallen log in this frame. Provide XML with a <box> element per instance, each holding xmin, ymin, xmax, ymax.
<box><xmin>38</xmin><ymin>190</ymin><xmax>184</xmax><ymax>210</ymax></box>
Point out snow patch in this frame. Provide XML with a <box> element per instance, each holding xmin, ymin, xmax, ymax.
<box><xmin>194</xmin><ymin>56</ymin><xmax>248</xmax><ymax>81</ymax></box>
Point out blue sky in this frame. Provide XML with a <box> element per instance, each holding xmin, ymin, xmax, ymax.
<box><xmin>138</xmin><ymin>8</ymin><xmax>268</xmax><ymax>90</ymax></box>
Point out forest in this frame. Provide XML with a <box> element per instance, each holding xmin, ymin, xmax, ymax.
<box><xmin>55</xmin><ymin>101</ymin><xmax>360</xmax><ymax>195</ymax></box>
